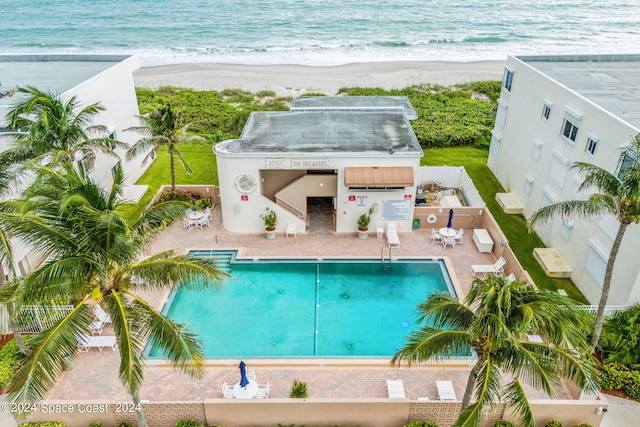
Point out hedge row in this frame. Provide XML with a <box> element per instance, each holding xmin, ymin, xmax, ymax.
<box><xmin>599</xmin><ymin>363</ymin><xmax>640</xmax><ymax>399</ymax></box>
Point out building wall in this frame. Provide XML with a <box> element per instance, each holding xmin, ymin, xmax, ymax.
<box><xmin>488</xmin><ymin>55</ymin><xmax>640</xmax><ymax>305</ymax></box>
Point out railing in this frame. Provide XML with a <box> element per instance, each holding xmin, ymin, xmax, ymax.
<box><xmin>579</xmin><ymin>305</ymin><xmax>625</xmax><ymax>317</ymax></box>
<box><xmin>18</xmin><ymin>305</ymin><xmax>74</xmax><ymax>333</ymax></box>
<box><xmin>275</xmin><ymin>197</ymin><xmax>305</xmax><ymax>218</ymax></box>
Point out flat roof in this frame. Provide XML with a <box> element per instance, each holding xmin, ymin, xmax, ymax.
<box><xmin>0</xmin><ymin>55</ymin><xmax>130</xmax><ymax>112</ymax></box>
<box><xmin>291</xmin><ymin>96</ymin><xmax>418</xmax><ymax>120</ymax></box>
<box><xmin>516</xmin><ymin>54</ymin><xmax>640</xmax><ymax>130</ymax></box>
<box><xmin>215</xmin><ymin>110</ymin><xmax>423</xmax><ymax>157</ymax></box>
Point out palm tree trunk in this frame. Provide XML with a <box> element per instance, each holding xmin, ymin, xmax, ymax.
<box><xmin>590</xmin><ymin>221</ymin><xmax>628</xmax><ymax>349</ymax></box>
<box><xmin>131</xmin><ymin>390</ymin><xmax>148</xmax><ymax>427</ymax></box>
<box><xmin>461</xmin><ymin>360</ymin><xmax>483</xmax><ymax>409</ymax></box>
<box><xmin>10</xmin><ymin>311</ymin><xmax>29</xmax><ymax>355</ymax></box>
<box><xmin>169</xmin><ymin>149</ymin><xmax>176</xmax><ymax>193</ymax></box>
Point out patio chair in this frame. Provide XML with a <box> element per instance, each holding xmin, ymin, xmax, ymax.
<box><xmin>221</xmin><ymin>382</ymin><xmax>235</xmax><ymax>398</ymax></box>
<box><xmin>77</xmin><ymin>333</ymin><xmax>117</xmax><ymax>352</ymax></box>
<box><xmin>386</xmin><ymin>379</ymin><xmax>406</xmax><ymax>398</ymax></box>
<box><xmin>505</xmin><ymin>273</ymin><xmax>516</xmax><ymax>282</ymax></box>
<box><xmin>431</xmin><ymin>229</ymin><xmax>442</xmax><ymax>244</ymax></box>
<box><xmin>204</xmin><ymin>206</ymin><xmax>213</xmax><ymax>219</ymax></box>
<box><xmin>454</xmin><ymin>228</ymin><xmax>464</xmax><ymax>244</ymax></box>
<box><xmin>436</xmin><ymin>380</ymin><xmax>457</xmax><ymax>401</ymax></box>
<box><xmin>255</xmin><ymin>381</ymin><xmax>270</xmax><ymax>398</ymax></box>
<box><xmin>441</xmin><ymin>236</ymin><xmax>456</xmax><ymax>249</ymax></box>
<box><xmin>246</xmin><ymin>368</ymin><xmax>257</xmax><ymax>382</ymax></box>
<box><xmin>286</xmin><ymin>221</ymin><xmax>296</xmax><ymax>238</ymax></box>
<box><xmin>470</xmin><ymin>256</ymin><xmax>506</xmax><ymax>277</ymax></box>
<box><xmin>93</xmin><ymin>305</ymin><xmax>112</xmax><ymax>324</ymax></box>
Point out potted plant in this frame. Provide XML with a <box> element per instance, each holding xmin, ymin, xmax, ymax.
<box><xmin>289</xmin><ymin>379</ymin><xmax>308</xmax><ymax>398</ymax></box>
<box><xmin>357</xmin><ymin>209</ymin><xmax>372</xmax><ymax>240</ymax></box>
<box><xmin>260</xmin><ymin>207</ymin><xmax>278</xmax><ymax>240</ymax></box>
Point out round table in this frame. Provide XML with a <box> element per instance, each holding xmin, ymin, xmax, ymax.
<box><xmin>233</xmin><ymin>380</ymin><xmax>258</xmax><ymax>399</ymax></box>
<box><xmin>439</xmin><ymin>227</ymin><xmax>456</xmax><ymax>238</ymax></box>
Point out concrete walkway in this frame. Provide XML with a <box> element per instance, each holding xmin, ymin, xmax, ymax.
<box><xmin>600</xmin><ymin>394</ymin><xmax>640</xmax><ymax>427</ymax></box>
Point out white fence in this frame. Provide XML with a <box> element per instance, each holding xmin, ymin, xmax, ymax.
<box><xmin>18</xmin><ymin>305</ymin><xmax>74</xmax><ymax>333</ymax></box>
<box><xmin>415</xmin><ymin>166</ymin><xmax>486</xmax><ymax>207</ymax></box>
<box><xmin>579</xmin><ymin>305</ymin><xmax>626</xmax><ymax>317</ymax></box>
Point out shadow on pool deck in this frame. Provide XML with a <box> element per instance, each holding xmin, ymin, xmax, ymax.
<box><xmin>47</xmin><ymin>207</ymin><xmax>566</xmax><ymax>403</ymax></box>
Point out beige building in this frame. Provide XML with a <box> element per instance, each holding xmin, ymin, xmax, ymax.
<box><xmin>214</xmin><ymin>96</ymin><xmax>425</xmax><ymax>235</ymax></box>
<box><xmin>488</xmin><ymin>54</ymin><xmax>640</xmax><ymax>306</ymax></box>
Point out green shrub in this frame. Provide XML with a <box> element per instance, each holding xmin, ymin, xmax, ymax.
<box><xmin>404</xmin><ymin>422</ymin><xmax>439</xmax><ymax>427</ymax></box>
<box><xmin>116</xmin><ymin>422</ymin><xmax>136</xmax><ymax>427</ymax></box>
<box><xmin>599</xmin><ymin>364</ymin><xmax>640</xmax><ymax>399</ymax></box>
<box><xmin>0</xmin><ymin>339</ymin><xmax>25</xmax><ymax>389</ymax></box>
<box><xmin>18</xmin><ymin>423</ymin><xmax>66</xmax><ymax>427</ymax></box>
<box><xmin>289</xmin><ymin>379</ymin><xmax>308</xmax><ymax>398</ymax></box>
<box><xmin>175</xmin><ymin>421</ymin><xmax>206</xmax><ymax>427</ymax></box>
<box><xmin>599</xmin><ymin>304</ymin><xmax>640</xmax><ymax>366</ymax></box>
<box><xmin>493</xmin><ymin>421</ymin><xmax>516</xmax><ymax>427</ymax></box>
<box><xmin>88</xmin><ymin>423</ymin><xmax>103</xmax><ymax>427</ymax></box>
<box><xmin>573</xmin><ymin>423</ymin><xmax>594</xmax><ymax>427</ymax></box>
<box><xmin>196</xmin><ymin>197</ymin><xmax>212</xmax><ymax>209</ymax></box>
<box><xmin>158</xmin><ymin>189</ymin><xmax>201</xmax><ymax>203</ymax></box>
<box><xmin>544</xmin><ymin>420</ymin><xmax>564</xmax><ymax>427</ymax></box>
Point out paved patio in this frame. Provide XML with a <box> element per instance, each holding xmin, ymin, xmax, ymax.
<box><xmin>47</xmin><ymin>206</ymin><xmax>571</xmax><ymax>402</ymax></box>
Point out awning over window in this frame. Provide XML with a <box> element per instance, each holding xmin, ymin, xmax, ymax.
<box><xmin>344</xmin><ymin>166</ymin><xmax>414</xmax><ymax>188</ymax></box>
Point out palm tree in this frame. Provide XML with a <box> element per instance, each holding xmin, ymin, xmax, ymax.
<box><xmin>0</xmin><ymin>165</ymin><xmax>228</xmax><ymax>427</ymax></box>
<box><xmin>126</xmin><ymin>103</ymin><xmax>203</xmax><ymax>193</ymax></box>
<box><xmin>1</xmin><ymin>86</ymin><xmax>124</xmax><ymax>187</ymax></box>
<box><xmin>528</xmin><ymin>134</ymin><xmax>640</xmax><ymax>349</ymax></box>
<box><xmin>392</xmin><ymin>275</ymin><xmax>597</xmax><ymax>427</ymax></box>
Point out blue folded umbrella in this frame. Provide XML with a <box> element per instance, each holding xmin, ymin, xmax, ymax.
<box><xmin>239</xmin><ymin>360</ymin><xmax>249</xmax><ymax>388</ymax></box>
<box><xmin>447</xmin><ymin>208</ymin><xmax>454</xmax><ymax>229</ymax></box>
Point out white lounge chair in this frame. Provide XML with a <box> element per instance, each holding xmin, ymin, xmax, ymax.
<box><xmin>93</xmin><ymin>305</ymin><xmax>112</xmax><ymax>324</ymax></box>
<box><xmin>387</xmin><ymin>379</ymin><xmax>405</xmax><ymax>398</ymax></box>
<box><xmin>431</xmin><ymin>229</ymin><xmax>442</xmax><ymax>244</ymax></box>
<box><xmin>286</xmin><ymin>221</ymin><xmax>296</xmax><ymax>238</ymax></box>
<box><xmin>77</xmin><ymin>333</ymin><xmax>117</xmax><ymax>352</ymax></box>
<box><xmin>89</xmin><ymin>319</ymin><xmax>104</xmax><ymax>335</ymax></box>
<box><xmin>386</xmin><ymin>222</ymin><xmax>400</xmax><ymax>248</ymax></box>
<box><xmin>505</xmin><ymin>273</ymin><xmax>516</xmax><ymax>282</ymax></box>
<box><xmin>255</xmin><ymin>381</ymin><xmax>270</xmax><ymax>398</ymax></box>
<box><xmin>436</xmin><ymin>380</ymin><xmax>457</xmax><ymax>401</ymax></box>
<box><xmin>470</xmin><ymin>256</ymin><xmax>506</xmax><ymax>277</ymax></box>
<box><xmin>221</xmin><ymin>382</ymin><xmax>235</xmax><ymax>398</ymax></box>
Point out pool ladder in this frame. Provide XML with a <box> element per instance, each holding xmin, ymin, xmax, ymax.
<box><xmin>380</xmin><ymin>246</ymin><xmax>393</xmax><ymax>271</ymax></box>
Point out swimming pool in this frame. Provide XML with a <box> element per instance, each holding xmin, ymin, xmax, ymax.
<box><xmin>147</xmin><ymin>250</ymin><xmax>456</xmax><ymax>358</ymax></box>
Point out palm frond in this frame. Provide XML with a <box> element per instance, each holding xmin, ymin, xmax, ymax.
<box><xmin>503</xmin><ymin>377</ymin><xmax>536</xmax><ymax>427</ymax></box>
<box><xmin>453</xmin><ymin>357</ymin><xmax>501</xmax><ymax>427</ymax></box>
<box><xmin>391</xmin><ymin>329</ymin><xmax>472</xmax><ymax>365</ymax></box>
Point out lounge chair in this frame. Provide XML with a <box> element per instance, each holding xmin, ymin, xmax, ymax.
<box><xmin>77</xmin><ymin>333</ymin><xmax>117</xmax><ymax>352</ymax></box>
<box><xmin>387</xmin><ymin>379</ymin><xmax>406</xmax><ymax>398</ymax></box>
<box><xmin>89</xmin><ymin>319</ymin><xmax>104</xmax><ymax>335</ymax></box>
<box><xmin>431</xmin><ymin>229</ymin><xmax>442</xmax><ymax>244</ymax></box>
<box><xmin>286</xmin><ymin>221</ymin><xmax>296</xmax><ymax>238</ymax></box>
<box><xmin>93</xmin><ymin>305</ymin><xmax>112</xmax><ymax>324</ymax></box>
<box><xmin>505</xmin><ymin>273</ymin><xmax>516</xmax><ymax>282</ymax></box>
<box><xmin>470</xmin><ymin>256</ymin><xmax>506</xmax><ymax>277</ymax></box>
<box><xmin>221</xmin><ymin>382</ymin><xmax>235</xmax><ymax>398</ymax></box>
<box><xmin>255</xmin><ymin>381</ymin><xmax>270</xmax><ymax>398</ymax></box>
<box><xmin>387</xmin><ymin>222</ymin><xmax>400</xmax><ymax>248</ymax></box>
<box><xmin>436</xmin><ymin>380</ymin><xmax>457</xmax><ymax>401</ymax></box>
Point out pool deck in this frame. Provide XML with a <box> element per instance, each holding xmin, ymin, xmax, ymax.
<box><xmin>46</xmin><ymin>207</ymin><xmax>573</xmax><ymax>402</ymax></box>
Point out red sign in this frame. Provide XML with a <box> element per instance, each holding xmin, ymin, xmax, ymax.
<box><xmin>404</xmin><ymin>194</ymin><xmax>412</xmax><ymax>199</ymax></box>
<box><xmin>241</xmin><ymin>194</ymin><xmax>248</xmax><ymax>201</ymax></box>
<box><xmin>348</xmin><ymin>195</ymin><xmax>356</xmax><ymax>201</ymax></box>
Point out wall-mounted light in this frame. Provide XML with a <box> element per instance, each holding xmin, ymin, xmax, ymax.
<box><xmin>479</xmin><ymin>210</ymin><xmax>483</xmax><ymax>215</ymax></box>
<box><xmin>206</xmin><ymin>187</ymin><xmax>210</xmax><ymax>193</ymax></box>
<box><xmin>319</xmin><ymin>182</ymin><xmax>325</xmax><ymax>188</ymax></box>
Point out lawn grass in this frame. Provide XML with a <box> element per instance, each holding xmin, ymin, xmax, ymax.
<box><xmin>421</xmin><ymin>146</ymin><xmax>588</xmax><ymax>303</ymax></box>
<box><xmin>117</xmin><ymin>143</ymin><xmax>218</xmax><ymax>222</ymax></box>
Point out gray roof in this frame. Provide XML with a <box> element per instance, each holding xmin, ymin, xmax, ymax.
<box><xmin>0</xmin><ymin>55</ymin><xmax>129</xmax><ymax>123</ymax></box>
<box><xmin>291</xmin><ymin>96</ymin><xmax>418</xmax><ymax>120</ymax></box>
<box><xmin>517</xmin><ymin>54</ymin><xmax>640</xmax><ymax>130</ymax></box>
<box><xmin>215</xmin><ymin>110</ymin><xmax>423</xmax><ymax>157</ymax></box>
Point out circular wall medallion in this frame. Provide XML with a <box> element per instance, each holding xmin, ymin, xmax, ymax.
<box><xmin>234</xmin><ymin>174</ymin><xmax>257</xmax><ymax>194</ymax></box>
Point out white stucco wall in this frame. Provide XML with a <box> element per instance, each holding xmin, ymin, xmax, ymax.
<box><xmin>488</xmin><ymin>55</ymin><xmax>640</xmax><ymax>305</ymax></box>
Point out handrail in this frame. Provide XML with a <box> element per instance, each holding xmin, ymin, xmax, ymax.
<box><xmin>275</xmin><ymin>197</ymin><xmax>305</xmax><ymax>218</ymax></box>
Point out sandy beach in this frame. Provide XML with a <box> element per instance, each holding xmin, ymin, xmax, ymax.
<box><xmin>133</xmin><ymin>60</ymin><xmax>506</xmax><ymax>96</ymax></box>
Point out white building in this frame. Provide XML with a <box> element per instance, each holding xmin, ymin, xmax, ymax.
<box><xmin>0</xmin><ymin>54</ymin><xmax>151</xmax><ymax>276</ymax></box>
<box><xmin>488</xmin><ymin>54</ymin><xmax>640</xmax><ymax>306</ymax></box>
<box><xmin>214</xmin><ymin>97</ymin><xmax>424</xmax><ymax>235</ymax></box>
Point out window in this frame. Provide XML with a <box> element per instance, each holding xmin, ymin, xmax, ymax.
<box><xmin>496</xmin><ymin>100</ymin><xmax>508</xmax><ymax>128</ymax></box>
<box><xmin>503</xmin><ymin>68</ymin><xmax>514</xmax><ymax>92</ymax></box>
<box><xmin>618</xmin><ymin>153</ymin><xmax>634</xmax><ymax>178</ymax></box>
<box><xmin>541</xmin><ymin>103</ymin><xmax>552</xmax><ymax>121</ymax></box>
<box><xmin>489</xmin><ymin>132</ymin><xmax>501</xmax><ymax>158</ymax></box>
<box><xmin>549</xmin><ymin>149</ymin><xmax>570</xmax><ymax>188</ymax></box>
<box><xmin>585</xmin><ymin>136</ymin><xmax>598</xmax><ymax>155</ymax></box>
<box><xmin>584</xmin><ymin>240</ymin><xmax>607</xmax><ymax>287</ymax></box>
<box><xmin>540</xmin><ymin>190</ymin><xmax>556</xmax><ymax>209</ymax></box>
<box><xmin>560</xmin><ymin>218</ymin><xmax>573</xmax><ymax>241</ymax></box>
<box><xmin>561</xmin><ymin>118</ymin><xmax>579</xmax><ymax>143</ymax></box>
<box><xmin>111</xmin><ymin>162</ymin><xmax>121</xmax><ymax>179</ymax></box>
<box><xmin>532</xmin><ymin>139</ymin><xmax>543</xmax><ymax>160</ymax></box>
<box><xmin>524</xmin><ymin>175</ymin><xmax>534</xmax><ymax>196</ymax></box>
<box><xmin>105</xmin><ymin>131</ymin><xmax>117</xmax><ymax>150</ymax></box>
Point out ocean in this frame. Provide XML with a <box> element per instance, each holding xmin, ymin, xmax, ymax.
<box><xmin>1</xmin><ymin>0</ymin><xmax>639</xmax><ymax>66</ymax></box>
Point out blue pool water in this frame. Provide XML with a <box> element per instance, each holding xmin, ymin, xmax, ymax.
<box><xmin>147</xmin><ymin>251</ymin><xmax>455</xmax><ymax>358</ymax></box>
